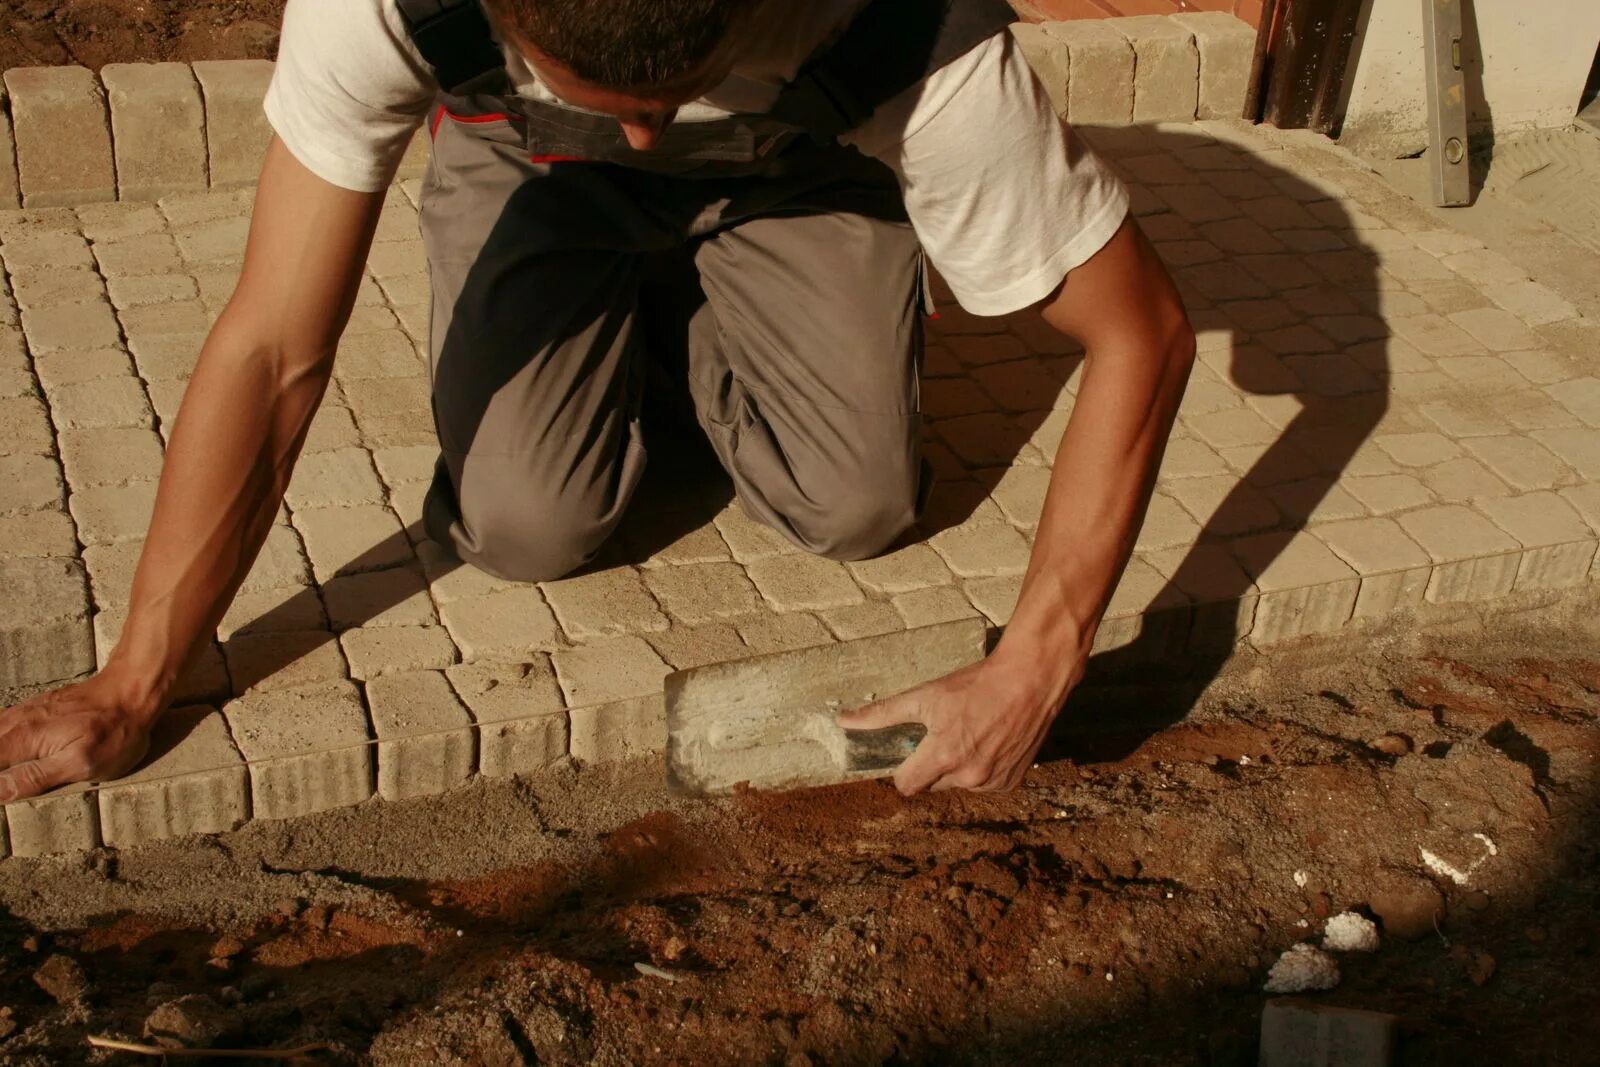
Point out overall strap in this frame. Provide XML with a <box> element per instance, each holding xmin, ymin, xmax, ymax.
<box><xmin>770</xmin><ymin>0</ymin><xmax>1017</xmax><ymax>142</ymax></box>
<box><xmin>396</xmin><ymin>0</ymin><xmax>510</xmax><ymax>96</ymax></box>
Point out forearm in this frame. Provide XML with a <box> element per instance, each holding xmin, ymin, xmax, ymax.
<box><xmin>103</xmin><ymin>319</ymin><xmax>334</xmax><ymax>717</ymax></box>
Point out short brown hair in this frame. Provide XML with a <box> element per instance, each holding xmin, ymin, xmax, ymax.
<box><xmin>483</xmin><ymin>0</ymin><xmax>754</xmax><ymax>90</ymax></box>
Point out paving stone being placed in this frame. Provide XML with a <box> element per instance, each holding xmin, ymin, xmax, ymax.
<box><xmin>101</xmin><ymin>63</ymin><xmax>209</xmax><ymax>201</ymax></box>
<box><xmin>191</xmin><ymin>61</ymin><xmax>276</xmax><ymax>187</ymax></box>
<box><xmin>1258</xmin><ymin>999</ymin><xmax>1397</xmax><ymax>1067</ymax></box>
<box><xmin>96</xmin><ymin>705</ymin><xmax>249</xmax><ymax>847</ymax></box>
<box><xmin>3</xmin><ymin>67</ymin><xmax>115</xmax><ymax>207</ymax></box>
<box><xmin>364</xmin><ymin>670</ymin><xmax>475</xmax><ymax>801</ymax></box>
<box><xmin>0</xmin><ymin>556</ymin><xmax>94</xmax><ymax>687</ymax></box>
<box><xmin>447</xmin><ymin>658</ymin><xmax>570</xmax><ymax>777</ymax></box>
<box><xmin>222</xmin><ymin>681</ymin><xmax>374</xmax><ymax>820</ymax></box>
<box><xmin>3</xmin><ymin>782</ymin><xmax>99</xmax><ymax>857</ymax></box>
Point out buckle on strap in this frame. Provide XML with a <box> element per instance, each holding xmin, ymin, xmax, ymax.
<box><xmin>396</xmin><ymin>0</ymin><xmax>506</xmax><ymax>96</ymax></box>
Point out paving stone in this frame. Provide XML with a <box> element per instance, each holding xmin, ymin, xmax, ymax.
<box><xmin>945</xmin><ymin>333</ymin><xmax>1030</xmax><ymax>365</ymax></box>
<box><xmin>0</xmin><ymin>556</ymin><xmax>93</xmax><ymax>686</ymax></box>
<box><xmin>0</xmin><ymin>82</ymin><xmax>17</xmax><ymax>209</ymax></box>
<box><xmin>223</xmin><ymin>630</ymin><xmax>348</xmax><ymax>692</ymax></box>
<box><xmin>1441</xmin><ymin>247</ymin><xmax>1526</xmax><ymax>287</ymax></box>
<box><xmin>958</xmin><ymin>575</ymin><xmax>1020</xmax><ymax>627</ymax></box>
<box><xmin>67</xmin><ymin>479</ymin><xmax>156</xmax><ymax>546</ymax></box>
<box><xmin>1373</xmin><ymin>432</ymin><xmax>1462</xmax><ymax>468</ymax></box>
<box><xmin>1314</xmin><ymin>517</ymin><xmax>1432</xmax><ymax>619</ymax></box>
<box><xmin>21</xmin><ymin>299</ymin><xmax>123</xmax><ymax>355</ymax></box>
<box><xmin>1448</xmin><ymin>307</ymin><xmax>1539</xmax><ymax>353</ymax></box>
<box><xmin>120</xmin><ymin>300</ymin><xmax>210</xmax><ymax>336</ymax></box>
<box><xmin>1267</xmin><ymin>479</ymin><xmax>1366</xmax><ymax>525</ymax></box>
<box><xmin>1010</xmin><ymin>23</ymin><xmax>1069</xmax><ymax>115</ymax></box>
<box><xmin>438</xmin><ymin>584</ymin><xmax>562</xmax><ymax>661</ymax></box>
<box><xmin>1488</xmin><ymin>279</ymin><xmax>1578</xmax><ymax>326</ymax></box>
<box><xmin>0</xmin><ymin>508</ymin><xmax>78</xmax><ymax>557</ymax></box>
<box><xmin>92</xmin><ymin>609</ymin><xmax>231</xmax><ymax>703</ymax></box>
<box><xmin>191</xmin><ymin>61</ymin><xmax>276</xmax><ymax>188</ymax></box>
<box><xmin>101</xmin><ymin>63</ymin><xmax>208</xmax><ymax>201</ymax></box>
<box><xmin>1531</xmin><ymin>428</ymin><xmax>1600</xmax><ymax>480</ymax></box>
<box><xmin>292</xmin><ymin>504</ymin><xmax>412</xmax><ymax>581</ymax></box>
<box><xmin>892</xmin><ymin>585</ymin><xmax>981</xmax><ymax>628</ymax></box>
<box><xmin>745</xmin><ymin>553</ymin><xmax>865</xmax><ymax>611</ymax></box>
<box><xmin>1544</xmin><ymin>377</ymin><xmax>1600</xmax><ymax>429</ymax></box>
<box><xmin>3</xmin><ymin>67</ymin><xmax>115</xmax><ymax>206</ymax></box>
<box><xmin>127</xmin><ymin>333</ymin><xmax>203</xmax><ymax>383</ymax></box>
<box><xmin>1259</xmin><ymin>1000</ymin><xmax>1396</xmax><ymax>1067</ymax></box>
<box><xmin>551</xmin><ymin>634</ymin><xmax>669</xmax><ymax>708</ymax></box>
<box><xmin>334</xmin><ymin>329</ymin><xmax>421</xmax><ymax>380</ymax></box>
<box><xmin>239</xmin><ymin>524</ymin><xmax>313</xmax><ymax>593</ymax></box>
<box><xmin>1109</xmin><ymin>16</ymin><xmax>1198</xmax><ymax>122</ymax></box>
<box><xmin>2</xmin><ymin>782</ymin><xmax>98</xmax><ymax>856</ymax></box>
<box><xmin>1040</xmin><ymin>21</ymin><xmax>1134</xmax><ymax>125</ymax></box>
<box><xmin>1390</xmin><ymin>314</ymin><xmax>1488</xmax><ymax>357</ymax></box>
<box><xmin>820</xmin><ymin>601</ymin><xmax>905</xmax><ymax>641</ymax></box>
<box><xmin>1167</xmin><ymin>474</ymin><xmax>1281</xmax><ymax>536</ymax></box>
<box><xmin>1460</xmin><ymin>435</ymin><xmax>1570</xmax><ymax>491</ymax></box>
<box><xmin>416</xmin><ymin>538</ymin><xmax>516</xmax><ymax>603</ymax></box>
<box><xmin>222</xmin><ymin>681</ymin><xmax>374</xmax><ymax>821</ymax></box>
<box><xmin>1561</xmin><ymin>483</ymin><xmax>1600</xmax><ymax>535</ymax></box>
<box><xmin>1184</xmin><ymin>406</ymin><xmax>1279</xmax><ymax>450</ymax></box>
<box><xmin>1144</xmin><ymin>542</ymin><xmax>1258</xmax><ymax>648</ymax></box>
<box><xmin>971</xmin><ymin>360</ymin><xmax>1067</xmax><ymax>412</ymax></box>
<box><xmin>927</xmin><ymin>522</ymin><xmax>1032</xmax><ymax>579</ymax></box>
<box><xmin>81</xmin><ymin>540</ymin><xmax>143</xmax><ymax>608</ymax></box>
<box><xmin>845</xmin><ymin>544</ymin><xmax>954</xmax><ymax>594</ymax></box>
<box><xmin>736</xmin><ymin>612</ymin><xmax>835</xmax><ymax>655</ymax></box>
<box><xmin>47</xmin><ymin>376</ymin><xmax>154</xmax><ymax>431</ymax></box>
<box><xmin>1417</xmin><ymin>457</ymin><xmax>1510</xmax><ymax>503</ymax></box>
<box><xmin>987</xmin><ymin>464</ymin><xmax>1053</xmax><ymax>527</ymax></box>
<box><xmin>646</xmin><ymin>622</ymin><xmax>750</xmax><ymax>670</ymax></box>
<box><xmin>1135</xmin><ymin>493</ymin><xmax>1203</xmax><ymax>552</ymax></box>
<box><xmin>1093</xmin><ymin>558</ymin><xmax>1189</xmax><ymax>657</ymax></box>
<box><xmin>9</xmin><ymin>265</ymin><xmax>105</xmax><ymax>307</ymax></box>
<box><xmin>1171</xmin><ymin>13</ymin><xmax>1255</xmax><ymax>119</ymax></box>
<box><xmin>1231</xmin><ymin>533</ymin><xmax>1359</xmax><ymax>643</ymax></box>
<box><xmin>106</xmin><ymin>274</ymin><xmax>200</xmax><ymax>309</ymax></box>
<box><xmin>318</xmin><ymin>566</ymin><xmax>432</xmax><ymax>631</ymax></box>
<box><xmin>446</xmin><ymin>658</ymin><xmax>570</xmax><ymax>777</ymax></box>
<box><xmin>0</xmin><ymin>454</ymin><xmax>65</xmax><ymax>514</ymax></box>
<box><xmin>283</xmin><ymin>448</ymin><xmax>385</xmax><ymax>510</ymax></box>
<box><xmin>1418</xmin><ymin>398</ymin><xmax>1511</xmax><ymax>439</ymax></box>
<box><xmin>637</xmin><ymin>562</ymin><xmax>760</xmax><ymax>626</ymax></box>
<box><xmin>217</xmin><ymin>585</ymin><xmax>328</xmax><ymax>640</ymax></box>
<box><xmin>1398</xmin><ymin>505</ymin><xmax>1521</xmax><ymax>603</ymax></box>
<box><xmin>532</xmin><ymin>567</ymin><xmax>666</xmax><ymax>640</ymax></box>
<box><xmin>1477</xmin><ymin>492</ymin><xmax>1595</xmax><ymax>592</ymax></box>
<box><xmin>365</xmin><ymin>670</ymin><xmax>474</xmax><ymax>801</ymax></box>
<box><xmin>371</xmin><ymin>444</ymin><xmax>438</xmax><ymax>487</ymax></box>
<box><xmin>75</xmin><ymin>202</ymin><xmax>166</xmax><ymax>241</ymax></box>
<box><xmin>96</xmin><ymin>705</ymin><xmax>248</xmax><ymax>847</ymax></box>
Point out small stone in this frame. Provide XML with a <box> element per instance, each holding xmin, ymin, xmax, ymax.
<box><xmin>144</xmin><ymin>993</ymin><xmax>234</xmax><ymax>1049</ymax></box>
<box><xmin>1262</xmin><ymin>943</ymin><xmax>1340</xmax><ymax>994</ymax></box>
<box><xmin>1321</xmin><ymin>911</ymin><xmax>1380</xmax><ymax>953</ymax></box>
<box><xmin>1369</xmin><ymin>733</ymin><xmax>1413</xmax><ymax>757</ymax></box>
<box><xmin>0</xmin><ymin>1005</ymin><xmax>15</xmax><ymax>1039</ymax></box>
<box><xmin>32</xmin><ymin>953</ymin><xmax>89</xmax><ymax>1004</ymax></box>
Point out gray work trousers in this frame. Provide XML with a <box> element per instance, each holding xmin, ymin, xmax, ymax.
<box><xmin>418</xmin><ymin>108</ymin><xmax>929</xmax><ymax>582</ymax></box>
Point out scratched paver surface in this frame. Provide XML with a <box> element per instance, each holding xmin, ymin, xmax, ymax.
<box><xmin>1</xmin><ymin>118</ymin><xmax>1597</xmax><ymax>853</ymax></box>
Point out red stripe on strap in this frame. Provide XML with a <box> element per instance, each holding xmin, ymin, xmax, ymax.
<box><xmin>529</xmin><ymin>153</ymin><xmax>587</xmax><ymax>164</ymax></box>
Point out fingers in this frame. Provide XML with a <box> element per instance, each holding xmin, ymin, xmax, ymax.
<box><xmin>836</xmin><ymin>691</ymin><xmax>923</xmax><ymax>732</ymax></box>
<box><xmin>0</xmin><ymin>752</ymin><xmax>81</xmax><ymax>804</ymax></box>
<box><xmin>891</xmin><ymin>744</ymin><xmax>948</xmax><ymax>796</ymax></box>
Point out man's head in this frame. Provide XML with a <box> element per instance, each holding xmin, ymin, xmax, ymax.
<box><xmin>482</xmin><ymin>0</ymin><xmax>760</xmax><ymax>150</ymax></box>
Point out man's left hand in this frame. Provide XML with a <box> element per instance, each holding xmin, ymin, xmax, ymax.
<box><xmin>835</xmin><ymin>647</ymin><xmax>1083</xmax><ymax>795</ymax></box>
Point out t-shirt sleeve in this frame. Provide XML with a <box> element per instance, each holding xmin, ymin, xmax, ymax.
<box><xmin>845</xmin><ymin>31</ymin><xmax>1130</xmax><ymax>317</ymax></box>
<box><xmin>263</xmin><ymin>0</ymin><xmax>438</xmax><ymax>193</ymax></box>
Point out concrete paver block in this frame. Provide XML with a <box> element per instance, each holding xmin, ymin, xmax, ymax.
<box><xmin>552</xmin><ymin>635</ymin><xmax>671</xmax><ymax>709</ymax></box>
<box><xmin>447</xmin><ymin>658</ymin><xmax>570</xmax><ymax>777</ymax></box>
<box><xmin>1314</xmin><ymin>517</ymin><xmax>1432</xmax><ymax>619</ymax></box>
<box><xmin>1477</xmin><ymin>492</ymin><xmax>1596</xmax><ymax>591</ymax></box>
<box><xmin>746</xmin><ymin>554</ymin><xmax>865</xmax><ymax>611</ymax></box>
<box><xmin>1109</xmin><ymin>17</ymin><xmax>1198</xmax><ymax>123</ymax></box>
<box><xmin>845</xmin><ymin>544</ymin><xmax>954</xmax><ymax>595</ymax></box>
<box><xmin>101</xmin><ymin>63</ymin><xmax>208</xmax><ymax>201</ymax></box>
<box><xmin>1040</xmin><ymin>21</ymin><xmax>1133</xmax><ymax>125</ymax></box>
<box><xmin>3</xmin><ymin>782</ymin><xmax>99</xmax><ymax>856</ymax></box>
<box><xmin>1398</xmin><ymin>505</ymin><xmax>1522</xmax><ymax>603</ymax></box>
<box><xmin>821</xmin><ymin>601</ymin><xmax>905</xmax><ymax>641</ymax></box>
<box><xmin>223</xmin><ymin>681</ymin><xmax>374</xmax><ymax>820</ymax></box>
<box><xmin>20</xmin><ymin>300</ymin><xmax>123</xmax><ymax>355</ymax></box>
<box><xmin>438</xmin><ymin>584</ymin><xmax>563</xmax><ymax>661</ymax></box>
<box><xmin>0</xmin><ymin>557</ymin><xmax>94</xmax><ymax>687</ymax></box>
<box><xmin>1010</xmin><ymin>24</ymin><xmax>1069</xmax><ymax>116</ymax></box>
<box><xmin>3</xmin><ymin>67</ymin><xmax>115</xmax><ymax>207</ymax></box>
<box><xmin>893</xmin><ymin>585</ymin><xmax>982</xmax><ymax>628</ymax></box>
<box><xmin>647</xmin><ymin>622</ymin><xmax>752</xmax><ymax>670</ymax></box>
<box><xmin>0</xmin><ymin>453</ymin><xmax>66</xmax><ymax>515</ymax></box>
<box><xmin>542</xmin><ymin>567</ymin><xmax>669</xmax><ymax>639</ymax></box>
<box><xmin>292</xmin><ymin>504</ymin><xmax>412</xmax><ymax>581</ymax></box>
<box><xmin>191</xmin><ymin>61</ymin><xmax>276</xmax><ymax>188</ymax></box>
<box><xmin>0</xmin><ymin>82</ymin><xmax>18</xmax><ymax>209</ymax></box>
<box><xmin>570</xmin><ymin>694</ymin><xmax>668</xmax><ymax>763</ymax></box>
<box><xmin>1259</xmin><ymin>999</ymin><xmax>1396</xmax><ymax>1067</ymax></box>
<box><xmin>223</xmin><ymin>630</ymin><xmax>348</xmax><ymax>692</ymax></box>
<box><xmin>0</xmin><ymin>395</ymin><xmax>56</xmax><ymax>457</ymax></box>
<box><xmin>340</xmin><ymin>624</ymin><xmax>458</xmax><ymax>680</ymax></box>
<box><xmin>322</xmin><ymin>565</ymin><xmax>436</xmax><ymax>630</ymax></box>
<box><xmin>365</xmin><ymin>671</ymin><xmax>475</xmax><ymax>801</ymax></box>
<box><xmin>1231</xmin><ymin>534</ymin><xmax>1359</xmax><ymax>643</ymax></box>
<box><xmin>641</xmin><ymin>562</ymin><xmax>763</xmax><ymax>624</ymax></box>
<box><xmin>1171</xmin><ymin>12</ymin><xmax>1255</xmax><ymax>120</ymax></box>
<box><xmin>96</xmin><ymin>705</ymin><xmax>248</xmax><ymax>847</ymax></box>
<box><xmin>47</xmin><ymin>376</ymin><xmax>155</xmax><ymax>431</ymax></box>
<box><xmin>929</xmin><ymin>523</ymin><xmax>1033</xmax><ymax>579</ymax></box>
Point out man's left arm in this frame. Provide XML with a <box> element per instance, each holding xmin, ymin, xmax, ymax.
<box><xmin>839</xmin><ymin>215</ymin><xmax>1195</xmax><ymax>793</ymax></box>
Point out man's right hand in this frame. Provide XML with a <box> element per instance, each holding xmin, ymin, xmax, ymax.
<box><xmin>0</xmin><ymin>672</ymin><xmax>161</xmax><ymax>803</ymax></box>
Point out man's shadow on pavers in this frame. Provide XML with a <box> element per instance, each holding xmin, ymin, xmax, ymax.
<box><xmin>223</xmin><ymin>125</ymin><xmax>1389</xmax><ymax>768</ymax></box>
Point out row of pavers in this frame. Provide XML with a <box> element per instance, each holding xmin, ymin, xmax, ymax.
<box><xmin>0</xmin><ymin>13</ymin><xmax>1260</xmax><ymax>207</ymax></box>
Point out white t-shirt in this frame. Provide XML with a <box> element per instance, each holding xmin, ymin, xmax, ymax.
<box><xmin>263</xmin><ymin>0</ymin><xmax>1128</xmax><ymax>315</ymax></box>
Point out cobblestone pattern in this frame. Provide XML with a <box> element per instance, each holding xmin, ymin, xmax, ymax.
<box><xmin>0</xmin><ymin>116</ymin><xmax>1596</xmax><ymax>853</ymax></box>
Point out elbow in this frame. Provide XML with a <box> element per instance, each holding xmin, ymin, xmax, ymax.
<box><xmin>1159</xmin><ymin>303</ymin><xmax>1197</xmax><ymax>388</ymax></box>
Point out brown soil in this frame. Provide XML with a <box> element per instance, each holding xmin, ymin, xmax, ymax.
<box><xmin>0</xmin><ymin>1</ymin><xmax>286</xmax><ymax>72</ymax></box>
<box><xmin>0</xmin><ymin>608</ymin><xmax>1597</xmax><ymax>1065</ymax></box>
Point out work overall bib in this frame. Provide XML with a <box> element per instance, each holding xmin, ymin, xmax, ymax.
<box><xmin>400</xmin><ymin>0</ymin><xmax>1014</xmax><ymax>581</ymax></box>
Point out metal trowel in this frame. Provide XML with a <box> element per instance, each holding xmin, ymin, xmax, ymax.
<box><xmin>665</xmin><ymin>618</ymin><xmax>989</xmax><ymax>795</ymax></box>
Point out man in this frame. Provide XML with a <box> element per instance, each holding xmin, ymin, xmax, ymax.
<box><xmin>0</xmin><ymin>0</ymin><xmax>1194</xmax><ymax>801</ymax></box>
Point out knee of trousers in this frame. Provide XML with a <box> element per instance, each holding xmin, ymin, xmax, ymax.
<box><xmin>786</xmin><ymin>473</ymin><xmax>921</xmax><ymax>563</ymax></box>
<box><xmin>440</xmin><ymin>485</ymin><xmax>618</xmax><ymax>584</ymax></box>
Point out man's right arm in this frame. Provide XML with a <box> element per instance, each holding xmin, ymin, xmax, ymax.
<box><xmin>0</xmin><ymin>138</ymin><xmax>387</xmax><ymax>801</ymax></box>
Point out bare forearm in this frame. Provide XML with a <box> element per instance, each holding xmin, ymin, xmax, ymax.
<box><xmin>105</xmin><ymin>323</ymin><xmax>333</xmax><ymax>715</ymax></box>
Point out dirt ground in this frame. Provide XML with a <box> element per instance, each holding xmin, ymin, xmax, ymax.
<box><xmin>0</xmin><ymin>1</ymin><xmax>285</xmax><ymax>71</ymax></box>
<box><xmin>0</xmin><ymin>596</ymin><xmax>1596</xmax><ymax>1065</ymax></box>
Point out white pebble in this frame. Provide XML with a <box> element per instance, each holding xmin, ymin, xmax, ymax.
<box><xmin>1263</xmin><ymin>943</ymin><xmax>1341</xmax><ymax>994</ymax></box>
<box><xmin>1322</xmin><ymin>912</ymin><xmax>1380</xmax><ymax>953</ymax></box>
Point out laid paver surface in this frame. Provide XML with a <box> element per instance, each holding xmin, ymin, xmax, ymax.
<box><xmin>1</xmin><ymin>118</ymin><xmax>1597</xmax><ymax>852</ymax></box>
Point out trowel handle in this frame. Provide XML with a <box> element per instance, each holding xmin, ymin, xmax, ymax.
<box><xmin>841</xmin><ymin>723</ymin><xmax>928</xmax><ymax>771</ymax></box>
